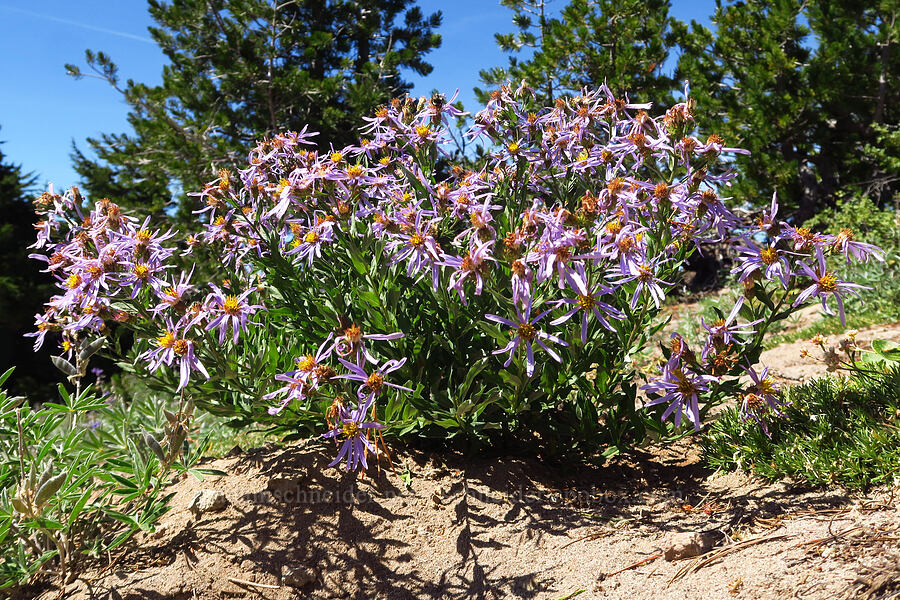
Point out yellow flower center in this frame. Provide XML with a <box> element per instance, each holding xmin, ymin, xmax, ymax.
<box><xmin>135</xmin><ymin>230</ymin><xmax>151</xmax><ymax>244</ymax></box>
<box><xmin>636</xmin><ymin>265</ymin><xmax>654</xmax><ymax>282</ymax></box>
<box><xmin>409</xmin><ymin>233</ymin><xmax>425</xmax><ymax>247</ymax></box>
<box><xmin>330</xmin><ymin>152</ymin><xmax>343</xmax><ymax>163</ymax></box>
<box><xmin>415</xmin><ymin>125</ymin><xmax>431</xmax><ymax>138</ymax></box>
<box><xmin>133</xmin><ymin>264</ymin><xmax>151</xmax><ymax>280</ymax></box>
<box><xmin>507</xmin><ymin>142</ymin><xmax>520</xmax><ymax>154</ymax></box>
<box><xmin>757</xmin><ymin>377</ymin><xmax>777</xmax><ymax>396</ymax></box>
<box><xmin>606</xmin><ymin>220</ymin><xmax>623</xmax><ymax>235</ymax></box>
<box><xmin>518</xmin><ymin>323</ymin><xmax>536</xmax><ymax>341</ymax></box>
<box><xmin>576</xmin><ymin>294</ymin><xmax>595</xmax><ymax>310</ymax></box>
<box><xmin>760</xmin><ymin>246</ymin><xmax>778</xmax><ymax>265</ymax></box>
<box><xmin>818</xmin><ymin>273</ymin><xmax>838</xmax><ymax>293</ymax></box>
<box><xmin>222</xmin><ymin>296</ymin><xmax>241</xmax><ymax>316</ymax></box>
<box><xmin>341</xmin><ymin>421</ymin><xmax>360</xmax><ymax>439</ymax></box>
<box><xmin>304</xmin><ymin>231</ymin><xmax>320</xmax><ymax>244</ymax></box>
<box><xmin>672</xmin><ymin>369</ymin><xmax>697</xmax><ymax>396</ymax></box>
<box><xmin>66</xmin><ymin>274</ymin><xmax>81</xmax><ymax>289</ymax></box>
<box><xmin>296</xmin><ymin>355</ymin><xmax>316</xmax><ymax>371</ymax></box>
<box><xmin>347</xmin><ymin>164</ymin><xmax>364</xmax><ymax>178</ymax></box>
<box><xmin>367</xmin><ymin>373</ymin><xmax>384</xmax><ymax>393</ymax></box>
<box><xmin>275</xmin><ymin>178</ymin><xmax>291</xmax><ymax>196</ymax></box>
<box><xmin>157</xmin><ymin>331</ymin><xmax>176</xmax><ymax>349</ymax></box>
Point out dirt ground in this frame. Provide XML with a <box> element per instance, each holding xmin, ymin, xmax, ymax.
<box><xmin>759</xmin><ymin>321</ymin><xmax>900</xmax><ymax>385</ymax></box>
<box><xmin>20</xmin><ymin>315</ymin><xmax>900</xmax><ymax>600</ymax></box>
<box><xmin>27</xmin><ymin>436</ymin><xmax>900</xmax><ymax>600</ymax></box>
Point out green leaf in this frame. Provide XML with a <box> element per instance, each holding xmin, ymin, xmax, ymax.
<box><xmin>68</xmin><ymin>489</ymin><xmax>94</xmax><ymax>526</ymax></box>
<box><xmin>51</xmin><ymin>356</ymin><xmax>77</xmax><ymax>377</ymax></box>
<box><xmin>35</xmin><ymin>474</ymin><xmax>67</xmax><ymax>506</ymax></box>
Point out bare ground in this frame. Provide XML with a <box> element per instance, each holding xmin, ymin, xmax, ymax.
<box><xmin>27</xmin><ymin>437</ymin><xmax>900</xmax><ymax>600</ymax></box>
<box><xmin>759</xmin><ymin>321</ymin><xmax>900</xmax><ymax>385</ymax></box>
<box><xmin>20</xmin><ymin>317</ymin><xmax>900</xmax><ymax>600</ymax></box>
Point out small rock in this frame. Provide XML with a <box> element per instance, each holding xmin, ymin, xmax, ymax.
<box><xmin>267</xmin><ymin>473</ymin><xmax>306</xmax><ymax>502</ymax></box>
<box><xmin>282</xmin><ymin>566</ymin><xmax>316</xmax><ymax>588</ymax></box>
<box><xmin>188</xmin><ymin>489</ymin><xmax>228</xmax><ymax>516</ymax></box>
<box><xmin>662</xmin><ymin>530</ymin><xmax>720</xmax><ymax>561</ymax></box>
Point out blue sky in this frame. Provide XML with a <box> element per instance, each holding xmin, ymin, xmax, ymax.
<box><xmin>0</xmin><ymin>1</ymin><xmax>714</xmax><ymax>191</ymax></box>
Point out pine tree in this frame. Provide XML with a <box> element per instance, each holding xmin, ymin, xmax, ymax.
<box><xmin>478</xmin><ymin>0</ymin><xmax>679</xmax><ymax>107</ymax></box>
<box><xmin>675</xmin><ymin>0</ymin><xmax>900</xmax><ymax>219</ymax></box>
<box><xmin>69</xmin><ymin>0</ymin><xmax>442</xmax><ymax>222</ymax></box>
<box><xmin>0</xmin><ymin>132</ymin><xmax>56</xmax><ymax>399</ymax></box>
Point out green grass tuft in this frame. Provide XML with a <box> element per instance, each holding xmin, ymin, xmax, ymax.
<box><xmin>701</xmin><ymin>368</ymin><xmax>900</xmax><ymax>488</ymax></box>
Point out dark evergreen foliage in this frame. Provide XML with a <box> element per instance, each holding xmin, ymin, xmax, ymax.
<box><xmin>69</xmin><ymin>0</ymin><xmax>442</xmax><ymax>222</ymax></box>
<box><xmin>0</xmin><ymin>133</ymin><xmax>56</xmax><ymax>400</ymax></box>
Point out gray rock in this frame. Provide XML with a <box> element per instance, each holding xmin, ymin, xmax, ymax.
<box><xmin>661</xmin><ymin>530</ymin><xmax>720</xmax><ymax>561</ymax></box>
<box><xmin>282</xmin><ymin>566</ymin><xmax>316</xmax><ymax>588</ymax></box>
<box><xmin>188</xmin><ymin>489</ymin><xmax>228</xmax><ymax>516</ymax></box>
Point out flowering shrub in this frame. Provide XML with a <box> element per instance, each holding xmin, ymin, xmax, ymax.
<box><xmin>27</xmin><ymin>82</ymin><xmax>881</xmax><ymax>468</ymax></box>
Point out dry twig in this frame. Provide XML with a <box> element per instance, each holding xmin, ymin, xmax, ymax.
<box><xmin>605</xmin><ymin>553</ymin><xmax>662</xmax><ymax>578</ymax></box>
<box><xmin>227</xmin><ymin>576</ymin><xmax>281</xmax><ymax>590</ymax></box>
<box><xmin>668</xmin><ymin>533</ymin><xmax>792</xmax><ymax>585</ymax></box>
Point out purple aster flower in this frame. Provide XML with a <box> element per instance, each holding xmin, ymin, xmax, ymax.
<box><xmin>731</xmin><ymin>239</ymin><xmax>792</xmax><ymax>288</ymax></box>
<box><xmin>416</xmin><ymin>90</ymin><xmax>467</xmax><ymax>127</ymax></box>
<box><xmin>118</xmin><ymin>260</ymin><xmax>169</xmax><ymax>299</ymax></box>
<box><xmin>611</xmin><ymin>260</ymin><xmax>671</xmax><ymax>310</ymax></box>
<box><xmin>740</xmin><ymin>365</ymin><xmax>786</xmax><ymax>437</ymax></box>
<box><xmin>550</xmin><ymin>271</ymin><xmax>624</xmax><ymax>343</ymax></box>
<box><xmin>140</xmin><ymin>322</ymin><xmax>210</xmax><ymax>391</ymax></box>
<box><xmin>286</xmin><ymin>218</ymin><xmax>335</xmax><ymax>268</ymax></box>
<box><xmin>335</xmin><ymin>357</ymin><xmax>411</xmax><ymax>408</ymax></box>
<box><xmin>755</xmin><ymin>192</ymin><xmax>780</xmax><ymax>236</ymax></box>
<box><xmin>700</xmin><ymin>298</ymin><xmax>763</xmax><ymax>358</ymax></box>
<box><xmin>26</xmin><ymin>312</ymin><xmax>59</xmax><ymax>351</ymax></box>
<box><xmin>202</xmin><ymin>284</ymin><xmax>264</xmax><ymax>345</ymax></box>
<box><xmin>264</xmin><ymin>335</ymin><xmax>337</xmax><ymax>415</ymax></box>
<box><xmin>510</xmin><ymin>259</ymin><xmax>533</xmax><ymax>305</ymax></box>
<box><xmin>782</xmin><ymin>224</ymin><xmax>833</xmax><ymax>253</ymax></box>
<box><xmin>794</xmin><ymin>247</ymin><xmax>868</xmax><ymax>326</ymax></box>
<box><xmin>264</xmin><ymin>372</ymin><xmax>309</xmax><ymax>416</ymax></box>
<box><xmin>443</xmin><ymin>239</ymin><xmax>496</xmax><ymax>304</ymax></box>
<box><xmin>485</xmin><ymin>297</ymin><xmax>568</xmax><ymax>377</ymax></box>
<box><xmin>831</xmin><ymin>228</ymin><xmax>884</xmax><ymax>264</ymax></box>
<box><xmin>332</xmin><ymin>324</ymin><xmax>404</xmax><ymax>367</ymax></box>
<box><xmin>322</xmin><ymin>403</ymin><xmax>386</xmax><ymax>471</ymax></box>
<box><xmin>643</xmin><ymin>366</ymin><xmax>717</xmax><ymax>431</ymax></box>
<box><xmin>385</xmin><ymin>211</ymin><xmax>443</xmax><ymax>287</ymax></box>
<box><xmin>152</xmin><ymin>269</ymin><xmax>195</xmax><ymax>316</ymax></box>
<box><xmin>526</xmin><ymin>232</ymin><xmax>583</xmax><ymax>288</ymax></box>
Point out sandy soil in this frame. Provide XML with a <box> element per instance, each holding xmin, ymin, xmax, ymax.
<box><xmin>25</xmin><ymin>438</ymin><xmax>900</xmax><ymax>600</ymax></box>
<box><xmin>759</xmin><ymin>322</ymin><xmax>900</xmax><ymax>385</ymax></box>
<box><xmin>17</xmin><ymin>312</ymin><xmax>900</xmax><ymax>600</ymax></box>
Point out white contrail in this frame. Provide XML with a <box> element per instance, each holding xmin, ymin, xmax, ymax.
<box><xmin>0</xmin><ymin>4</ymin><xmax>155</xmax><ymax>44</ymax></box>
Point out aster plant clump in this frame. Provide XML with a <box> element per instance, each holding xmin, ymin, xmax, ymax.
<box><xmin>27</xmin><ymin>83</ymin><xmax>881</xmax><ymax>468</ymax></box>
